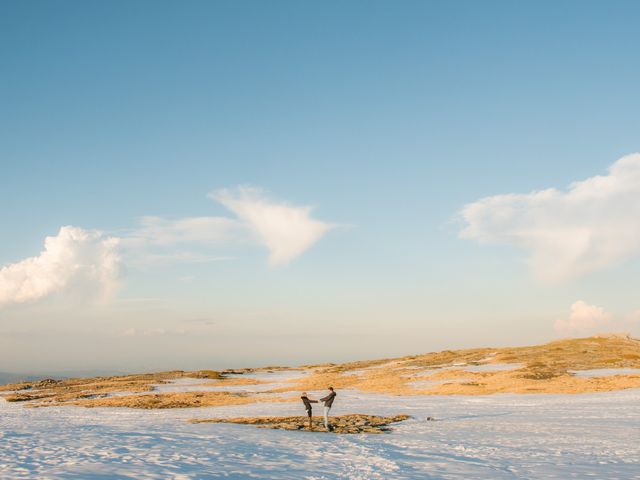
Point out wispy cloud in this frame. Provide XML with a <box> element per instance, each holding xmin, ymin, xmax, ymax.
<box><xmin>120</xmin><ymin>215</ymin><xmax>240</xmax><ymax>266</ymax></box>
<box><xmin>125</xmin><ymin>216</ymin><xmax>240</xmax><ymax>247</ymax></box>
<box><xmin>459</xmin><ymin>153</ymin><xmax>640</xmax><ymax>282</ymax></box>
<box><xmin>0</xmin><ymin>226</ymin><xmax>121</xmax><ymax>307</ymax></box>
<box><xmin>121</xmin><ymin>327</ymin><xmax>187</xmax><ymax>337</ymax></box>
<box><xmin>125</xmin><ymin>251</ymin><xmax>234</xmax><ymax>267</ymax></box>
<box><xmin>212</xmin><ymin>186</ymin><xmax>333</xmax><ymax>266</ymax></box>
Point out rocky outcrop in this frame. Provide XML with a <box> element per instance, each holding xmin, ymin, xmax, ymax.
<box><xmin>190</xmin><ymin>414</ymin><xmax>411</xmax><ymax>434</ymax></box>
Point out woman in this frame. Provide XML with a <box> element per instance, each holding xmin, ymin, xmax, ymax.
<box><xmin>300</xmin><ymin>392</ymin><xmax>318</xmax><ymax>430</ymax></box>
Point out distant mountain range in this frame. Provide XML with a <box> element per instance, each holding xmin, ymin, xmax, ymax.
<box><xmin>0</xmin><ymin>372</ymin><xmax>44</xmax><ymax>386</ymax></box>
<box><xmin>0</xmin><ymin>370</ymin><xmax>128</xmax><ymax>386</ymax></box>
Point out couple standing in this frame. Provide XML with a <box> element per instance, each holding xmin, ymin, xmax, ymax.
<box><xmin>301</xmin><ymin>387</ymin><xmax>336</xmax><ymax>431</ymax></box>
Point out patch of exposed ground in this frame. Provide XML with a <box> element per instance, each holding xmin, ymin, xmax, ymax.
<box><xmin>190</xmin><ymin>414</ymin><xmax>411</xmax><ymax>434</ymax></box>
<box><xmin>64</xmin><ymin>391</ymin><xmax>260</xmax><ymax>409</ymax></box>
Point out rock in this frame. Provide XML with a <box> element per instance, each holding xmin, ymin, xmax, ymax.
<box><xmin>191</xmin><ymin>414</ymin><xmax>411</xmax><ymax>434</ymax></box>
<box><xmin>36</xmin><ymin>379</ymin><xmax>60</xmax><ymax>388</ymax></box>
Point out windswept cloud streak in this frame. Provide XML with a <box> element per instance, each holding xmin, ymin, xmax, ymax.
<box><xmin>212</xmin><ymin>186</ymin><xmax>333</xmax><ymax>266</ymax></box>
<box><xmin>459</xmin><ymin>153</ymin><xmax>640</xmax><ymax>282</ymax></box>
<box><xmin>126</xmin><ymin>216</ymin><xmax>240</xmax><ymax>247</ymax></box>
<box><xmin>122</xmin><ymin>215</ymin><xmax>241</xmax><ymax>266</ymax></box>
<box><xmin>0</xmin><ymin>226</ymin><xmax>121</xmax><ymax>307</ymax></box>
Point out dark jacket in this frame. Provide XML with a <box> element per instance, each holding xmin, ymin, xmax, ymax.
<box><xmin>301</xmin><ymin>395</ymin><xmax>317</xmax><ymax>412</ymax></box>
<box><xmin>320</xmin><ymin>391</ymin><xmax>336</xmax><ymax>408</ymax></box>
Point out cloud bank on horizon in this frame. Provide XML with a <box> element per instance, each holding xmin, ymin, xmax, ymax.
<box><xmin>459</xmin><ymin>153</ymin><xmax>640</xmax><ymax>282</ymax></box>
<box><xmin>0</xmin><ymin>187</ymin><xmax>333</xmax><ymax>308</ymax></box>
<box><xmin>554</xmin><ymin>300</ymin><xmax>640</xmax><ymax>337</ymax></box>
<box><xmin>554</xmin><ymin>300</ymin><xmax>613</xmax><ymax>336</ymax></box>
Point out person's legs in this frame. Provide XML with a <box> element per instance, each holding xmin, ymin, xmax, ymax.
<box><xmin>307</xmin><ymin>410</ymin><xmax>313</xmax><ymax>430</ymax></box>
<box><xmin>323</xmin><ymin>406</ymin><xmax>331</xmax><ymax>429</ymax></box>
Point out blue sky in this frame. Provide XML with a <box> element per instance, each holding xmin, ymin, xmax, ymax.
<box><xmin>1</xmin><ymin>1</ymin><xmax>640</xmax><ymax>374</ymax></box>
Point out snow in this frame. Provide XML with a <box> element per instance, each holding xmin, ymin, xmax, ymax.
<box><xmin>570</xmin><ymin>368</ymin><xmax>640</xmax><ymax>378</ymax></box>
<box><xmin>1</xmin><ymin>371</ymin><xmax>639</xmax><ymax>479</ymax></box>
<box><xmin>106</xmin><ymin>370</ymin><xmax>310</xmax><ymax>397</ymax></box>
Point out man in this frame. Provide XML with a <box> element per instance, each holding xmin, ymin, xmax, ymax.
<box><xmin>300</xmin><ymin>392</ymin><xmax>318</xmax><ymax>430</ymax></box>
<box><xmin>319</xmin><ymin>387</ymin><xmax>336</xmax><ymax>431</ymax></box>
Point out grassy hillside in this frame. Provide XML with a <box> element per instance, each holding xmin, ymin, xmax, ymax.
<box><xmin>1</xmin><ymin>334</ymin><xmax>639</xmax><ymax>408</ymax></box>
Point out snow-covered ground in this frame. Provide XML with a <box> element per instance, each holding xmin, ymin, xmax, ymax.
<box><xmin>1</xmin><ymin>371</ymin><xmax>639</xmax><ymax>479</ymax></box>
<box><xmin>569</xmin><ymin>368</ymin><xmax>640</xmax><ymax>378</ymax></box>
<box><xmin>151</xmin><ymin>369</ymin><xmax>308</xmax><ymax>395</ymax></box>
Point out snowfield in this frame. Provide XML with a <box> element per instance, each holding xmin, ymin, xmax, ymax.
<box><xmin>1</xmin><ymin>371</ymin><xmax>639</xmax><ymax>479</ymax></box>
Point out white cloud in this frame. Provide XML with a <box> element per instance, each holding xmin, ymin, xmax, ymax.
<box><xmin>123</xmin><ymin>187</ymin><xmax>333</xmax><ymax>266</ymax></box>
<box><xmin>212</xmin><ymin>186</ymin><xmax>333</xmax><ymax>265</ymax></box>
<box><xmin>0</xmin><ymin>226</ymin><xmax>121</xmax><ymax>307</ymax></box>
<box><xmin>0</xmin><ymin>187</ymin><xmax>334</xmax><ymax>310</ymax></box>
<box><xmin>554</xmin><ymin>300</ymin><xmax>613</xmax><ymax>336</ymax></box>
<box><xmin>459</xmin><ymin>153</ymin><xmax>640</xmax><ymax>282</ymax></box>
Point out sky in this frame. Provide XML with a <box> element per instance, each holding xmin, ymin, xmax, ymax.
<box><xmin>1</xmin><ymin>0</ymin><xmax>640</xmax><ymax>374</ymax></box>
